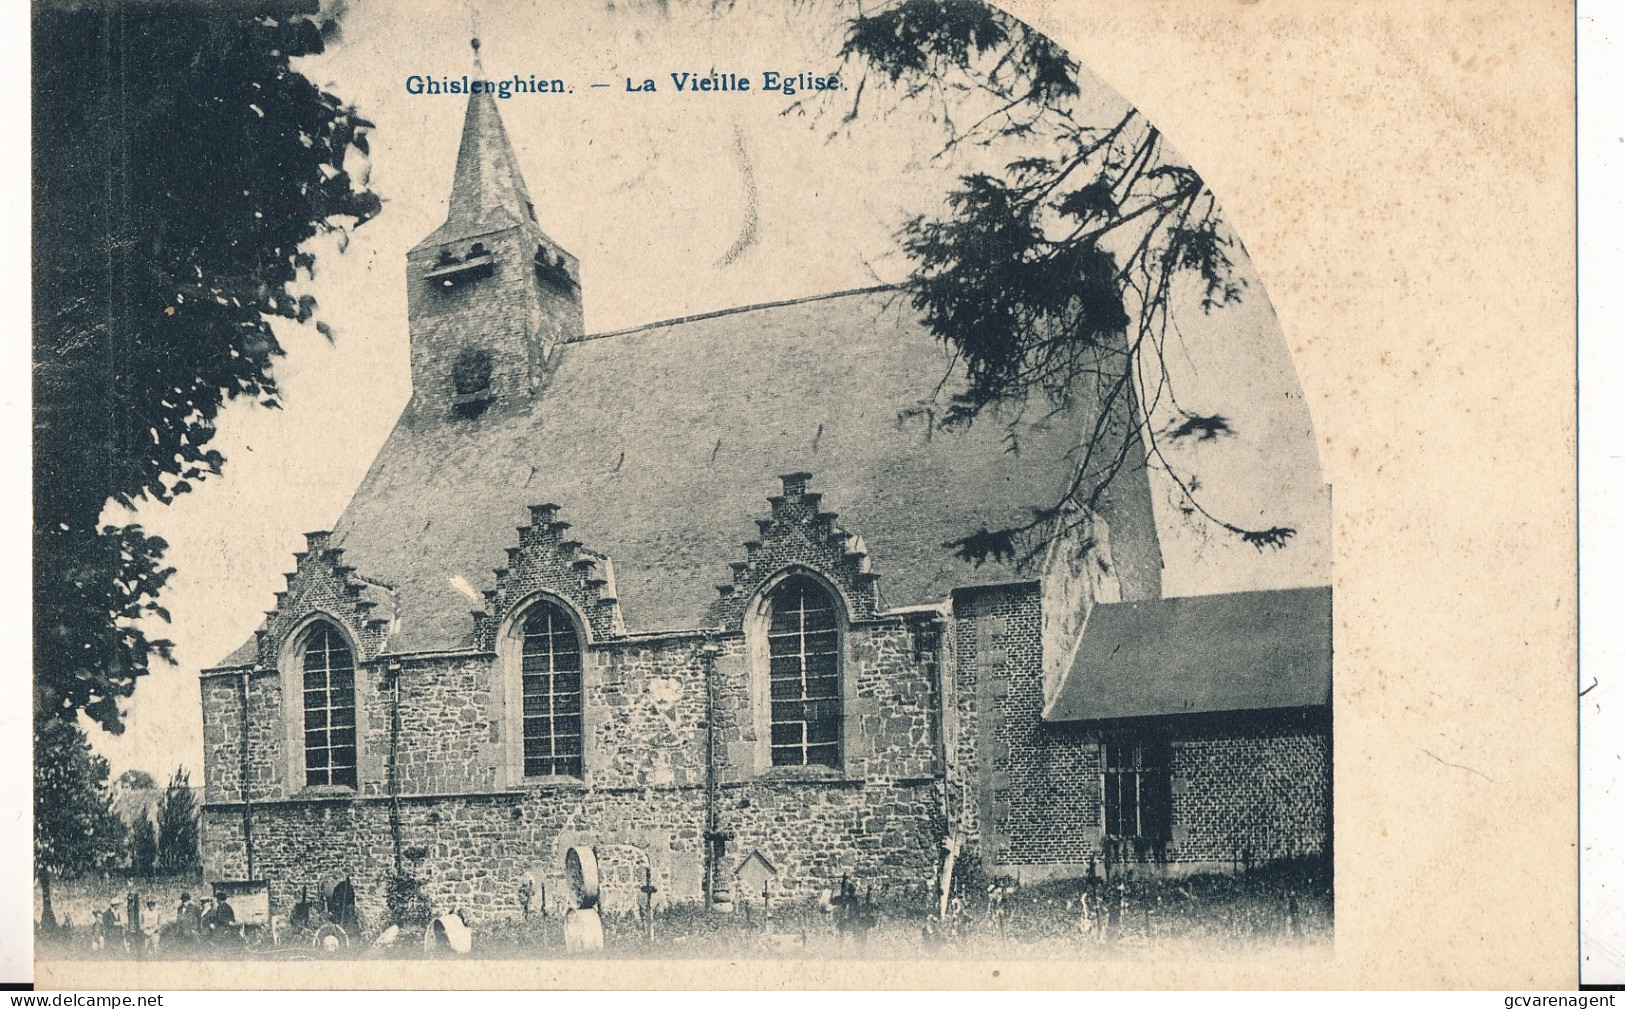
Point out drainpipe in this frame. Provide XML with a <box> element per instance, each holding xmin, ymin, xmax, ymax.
<box><xmin>927</xmin><ymin>616</ymin><xmax>952</xmax><ymax>822</ymax></box>
<box><xmin>699</xmin><ymin>639</ymin><xmax>733</xmax><ymax>912</ymax></box>
<box><xmin>239</xmin><ymin>668</ymin><xmax>256</xmax><ymax>880</ymax></box>
<box><xmin>386</xmin><ymin>660</ymin><xmax>403</xmax><ymax>877</ymax></box>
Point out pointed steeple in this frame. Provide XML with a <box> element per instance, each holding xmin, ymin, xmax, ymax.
<box><xmin>417</xmin><ymin>37</ymin><xmax>542</xmax><ymax>249</ymax></box>
<box><xmin>404</xmin><ymin>36</ymin><xmax>583</xmax><ymax>421</ymax></box>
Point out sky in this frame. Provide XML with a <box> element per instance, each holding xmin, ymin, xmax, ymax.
<box><xmin>90</xmin><ymin>0</ymin><xmax>1329</xmax><ymax>779</ymax></box>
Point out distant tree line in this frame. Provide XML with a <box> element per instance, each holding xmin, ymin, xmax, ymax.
<box><xmin>35</xmin><ymin>759</ymin><xmax>200</xmax><ymax>929</ymax></box>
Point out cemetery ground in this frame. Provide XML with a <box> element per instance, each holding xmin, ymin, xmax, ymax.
<box><xmin>34</xmin><ymin>857</ymin><xmax>1330</xmax><ymax>961</ymax></box>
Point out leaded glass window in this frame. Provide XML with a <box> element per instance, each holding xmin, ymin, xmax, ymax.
<box><xmin>1103</xmin><ymin>736</ymin><xmax>1172</xmax><ymax>840</ymax></box>
<box><xmin>521</xmin><ymin>602</ymin><xmax>583</xmax><ymax>777</ymax></box>
<box><xmin>302</xmin><ymin>624</ymin><xmax>357</xmax><ymax>788</ymax></box>
<box><xmin>766</xmin><ymin>579</ymin><xmax>841</xmax><ymax>768</ymax></box>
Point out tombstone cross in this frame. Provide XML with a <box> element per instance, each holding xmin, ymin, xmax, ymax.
<box><xmin>640</xmin><ymin>867</ymin><xmax>659</xmax><ymax>943</ymax></box>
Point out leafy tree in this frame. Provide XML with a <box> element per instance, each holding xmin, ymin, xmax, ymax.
<box><xmin>33</xmin><ymin>1</ymin><xmax>379</xmax><ymax>734</ymax></box>
<box><xmin>156</xmin><ymin>766</ymin><xmax>201</xmax><ymax>876</ymax></box>
<box><xmin>117</xmin><ymin>768</ymin><xmax>157</xmax><ymax>791</ymax></box>
<box><xmin>831</xmin><ymin>0</ymin><xmax>1295</xmax><ymax>565</ymax></box>
<box><xmin>34</xmin><ymin>718</ymin><xmax>126</xmax><ymax>929</ymax></box>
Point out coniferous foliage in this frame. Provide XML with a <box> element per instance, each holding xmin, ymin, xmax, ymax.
<box><xmin>129</xmin><ymin>811</ymin><xmax>158</xmax><ymax>879</ymax></box>
<box><xmin>156</xmin><ymin>766</ymin><xmax>201</xmax><ymax>876</ymax></box>
<box><xmin>834</xmin><ymin>0</ymin><xmax>1295</xmax><ymax>564</ymax></box>
<box><xmin>33</xmin><ymin>1</ymin><xmax>379</xmax><ymax>733</ymax></box>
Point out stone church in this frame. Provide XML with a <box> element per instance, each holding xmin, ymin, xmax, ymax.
<box><xmin>199</xmin><ymin>80</ymin><xmax>1333</xmax><ymax>924</ymax></box>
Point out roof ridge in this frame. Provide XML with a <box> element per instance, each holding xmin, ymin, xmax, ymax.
<box><xmin>1106</xmin><ymin>584</ymin><xmax>1332</xmax><ymax>607</ymax></box>
<box><xmin>573</xmin><ymin>284</ymin><xmax>902</xmax><ymax>344</ymax></box>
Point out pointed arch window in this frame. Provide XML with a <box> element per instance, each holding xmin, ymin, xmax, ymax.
<box><xmin>521</xmin><ymin>602</ymin><xmax>583</xmax><ymax>777</ymax></box>
<box><xmin>301</xmin><ymin>623</ymin><xmax>357</xmax><ymax>788</ymax></box>
<box><xmin>766</xmin><ymin>578</ymin><xmax>841</xmax><ymax>768</ymax></box>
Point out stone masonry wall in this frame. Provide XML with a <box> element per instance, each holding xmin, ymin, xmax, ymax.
<box><xmin>199</xmin><ymin>671</ymin><xmax>285</xmax><ymax>805</ymax></box>
<box><xmin>405</xmin><ymin>222</ymin><xmax>582</xmax><ymax>422</ymax></box>
<box><xmin>383</xmin><ymin>654</ymin><xmax>504</xmax><ymax>796</ymax></box>
<box><xmin>202</xmin><ymin>776</ymin><xmax>938</xmax><ymax>927</ymax></box>
<box><xmin>201</xmin><ymin>562</ymin><xmax>947</xmax><ymax>925</ymax></box>
<box><xmin>202</xmin><ymin>614</ymin><xmax>941</xmax><ymax>798</ymax></box>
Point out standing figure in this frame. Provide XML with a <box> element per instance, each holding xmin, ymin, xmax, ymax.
<box><xmin>202</xmin><ymin>896</ymin><xmax>237</xmax><ymax>945</ymax></box>
<box><xmin>174</xmin><ymin>892</ymin><xmax>202</xmax><ymax>946</ymax></box>
<box><xmin>831</xmin><ymin>878</ymin><xmax>859</xmax><ymax>945</ymax></box>
<box><xmin>140</xmin><ymin>899</ymin><xmax>162</xmax><ymax>954</ymax></box>
<box><xmin>517</xmin><ymin>878</ymin><xmax>535</xmax><ymax>920</ymax></box>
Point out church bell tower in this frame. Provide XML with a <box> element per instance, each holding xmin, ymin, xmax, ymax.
<box><xmin>405</xmin><ymin>38</ymin><xmax>582</xmax><ymax>420</ymax></box>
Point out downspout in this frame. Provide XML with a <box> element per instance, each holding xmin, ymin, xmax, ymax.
<box><xmin>699</xmin><ymin>639</ymin><xmax>733</xmax><ymax>912</ymax></box>
<box><xmin>238</xmin><ymin>668</ymin><xmax>256</xmax><ymax>880</ymax></box>
<box><xmin>387</xmin><ymin>660</ymin><xmax>403</xmax><ymax>877</ymax></box>
<box><xmin>927</xmin><ymin>616</ymin><xmax>952</xmax><ymax>822</ymax></box>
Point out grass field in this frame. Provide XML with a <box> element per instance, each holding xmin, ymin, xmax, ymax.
<box><xmin>36</xmin><ymin>859</ymin><xmax>1329</xmax><ymax>961</ymax></box>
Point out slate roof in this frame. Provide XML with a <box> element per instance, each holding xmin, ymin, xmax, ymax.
<box><xmin>1043</xmin><ymin>586</ymin><xmax>1332</xmax><ymax>722</ymax></box>
<box><xmin>216</xmin><ymin>85</ymin><xmax>1166</xmax><ymax>666</ymax></box>
<box><xmin>221</xmin><ymin>288</ymin><xmax>1164</xmax><ymax>660</ymax></box>
<box><xmin>411</xmin><ymin>86</ymin><xmax>545</xmax><ymax>253</ymax></box>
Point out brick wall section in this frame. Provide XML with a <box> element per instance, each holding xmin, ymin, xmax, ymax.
<box><xmin>952</xmin><ymin>583</ymin><xmax>1049</xmax><ymax>865</ymax></box>
<box><xmin>1166</xmin><ymin>710</ymin><xmax>1330</xmax><ymax>865</ymax></box>
<box><xmin>953</xmin><ymin>584</ymin><xmax>1330</xmax><ymax>872</ymax></box>
<box><xmin>986</xmin><ymin>707</ymin><xmax>1330</xmax><ymax>871</ymax></box>
<box><xmin>1006</xmin><ymin>729</ymin><xmax>1103</xmax><ymax>865</ymax></box>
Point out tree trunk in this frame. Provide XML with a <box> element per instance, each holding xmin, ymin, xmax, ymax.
<box><xmin>38</xmin><ymin>868</ymin><xmax>58</xmax><ymax>932</ymax></box>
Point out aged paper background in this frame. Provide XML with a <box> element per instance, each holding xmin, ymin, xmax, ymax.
<box><xmin>35</xmin><ymin>0</ymin><xmax>1577</xmax><ymax>990</ymax></box>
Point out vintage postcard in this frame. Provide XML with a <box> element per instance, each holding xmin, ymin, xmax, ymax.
<box><xmin>27</xmin><ymin>0</ymin><xmax>1575</xmax><ymax>990</ymax></box>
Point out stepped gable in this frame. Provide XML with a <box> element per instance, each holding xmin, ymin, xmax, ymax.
<box><xmin>219</xmin><ymin>287</ymin><xmax>1164</xmax><ymax>660</ymax></box>
<box><xmin>709</xmin><ymin>472</ymin><xmax>883</xmax><ymax>627</ymax></box>
<box><xmin>252</xmin><ymin>531</ymin><xmax>394</xmax><ymax>666</ymax></box>
<box><xmin>471</xmin><ymin>503</ymin><xmax>626</xmax><ymax>646</ymax></box>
